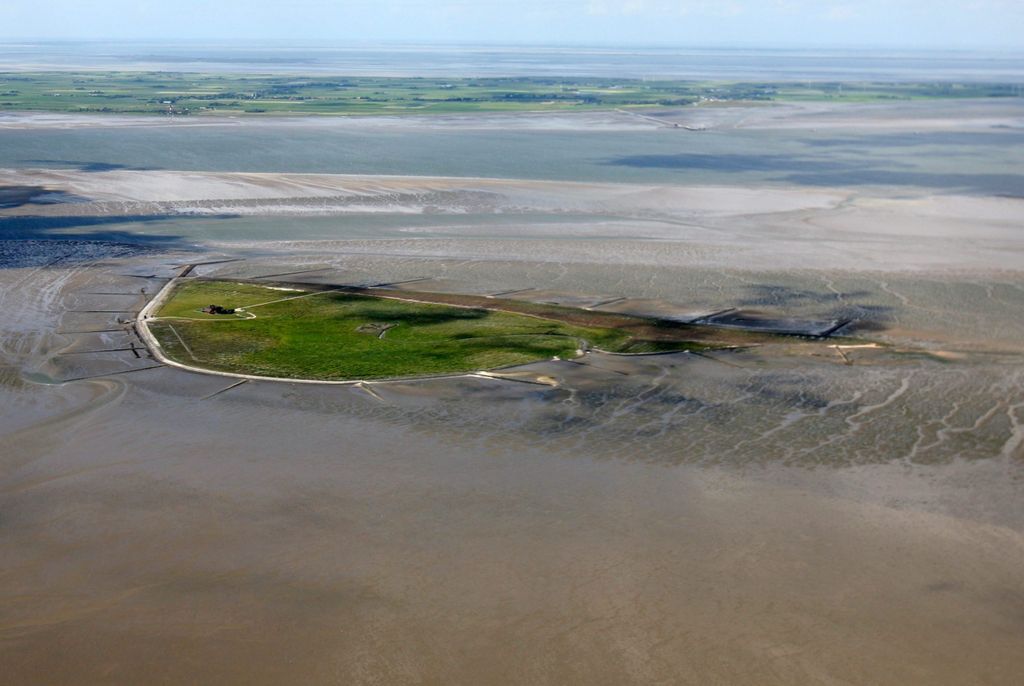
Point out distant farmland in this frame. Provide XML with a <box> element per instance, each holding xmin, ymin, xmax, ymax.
<box><xmin>1</xmin><ymin>72</ymin><xmax>1019</xmax><ymax>116</ymax></box>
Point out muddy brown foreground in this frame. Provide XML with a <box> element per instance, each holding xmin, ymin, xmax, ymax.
<box><xmin>3</xmin><ymin>244</ymin><xmax>1021</xmax><ymax>685</ymax></box>
<box><xmin>2</xmin><ymin>102</ymin><xmax>1023</xmax><ymax>685</ymax></box>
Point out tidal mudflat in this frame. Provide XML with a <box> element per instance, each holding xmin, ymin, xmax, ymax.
<box><xmin>2</xmin><ymin>99</ymin><xmax>1023</xmax><ymax>684</ymax></box>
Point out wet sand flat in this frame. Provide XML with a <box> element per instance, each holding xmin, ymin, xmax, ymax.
<box><xmin>2</xmin><ymin>99</ymin><xmax>1023</xmax><ymax>684</ymax></box>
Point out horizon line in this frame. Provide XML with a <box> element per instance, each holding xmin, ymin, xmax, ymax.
<box><xmin>2</xmin><ymin>38</ymin><xmax>1024</xmax><ymax>54</ymax></box>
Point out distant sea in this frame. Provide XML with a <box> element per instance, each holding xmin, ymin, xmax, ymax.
<box><xmin>2</xmin><ymin>41</ymin><xmax>1023</xmax><ymax>81</ymax></box>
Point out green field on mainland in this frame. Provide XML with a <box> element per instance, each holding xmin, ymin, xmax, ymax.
<box><xmin>149</xmin><ymin>281</ymin><xmax>640</xmax><ymax>380</ymax></box>
<box><xmin>1</xmin><ymin>72</ymin><xmax>1019</xmax><ymax>116</ymax></box>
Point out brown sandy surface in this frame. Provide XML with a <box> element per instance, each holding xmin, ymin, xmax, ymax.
<box><xmin>1</xmin><ymin>99</ymin><xmax>1022</xmax><ymax>132</ymax></box>
<box><xmin>2</xmin><ymin>99</ymin><xmax>1023</xmax><ymax>684</ymax></box>
<box><xmin>0</xmin><ymin>167</ymin><xmax>846</xmax><ymax>214</ymax></box>
<box><xmin>2</xmin><ymin>249</ymin><xmax>1022</xmax><ymax>685</ymax></box>
<box><xmin>5</xmin><ymin>414</ymin><xmax>1023</xmax><ymax>685</ymax></box>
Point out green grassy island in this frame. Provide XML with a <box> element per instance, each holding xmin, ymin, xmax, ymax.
<box><xmin>149</xmin><ymin>280</ymin><xmax>714</xmax><ymax>381</ymax></box>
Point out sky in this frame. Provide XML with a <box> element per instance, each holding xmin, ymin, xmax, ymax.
<box><xmin>1</xmin><ymin>0</ymin><xmax>1022</xmax><ymax>50</ymax></box>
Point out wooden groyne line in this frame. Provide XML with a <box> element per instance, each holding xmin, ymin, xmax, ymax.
<box><xmin>689</xmin><ymin>308</ymin><xmax>736</xmax><ymax>324</ymax></box>
<box><xmin>60</xmin><ymin>365</ymin><xmax>164</xmax><ymax>383</ymax></box>
<box><xmin>56</xmin><ymin>328</ymin><xmax>127</xmax><ymax>334</ymax></box>
<box><xmin>614</xmin><ymin>108</ymin><xmax>683</xmax><ymax>129</ymax></box>
<box><xmin>59</xmin><ymin>347</ymin><xmax>137</xmax><ymax>355</ymax></box>
<box><xmin>201</xmin><ymin>379</ymin><xmax>249</xmax><ymax>401</ymax></box>
<box><xmin>173</xmin><ymin>258</ymin><xmax>244</xmax><ymax>269</ymax></box>
<box><xmin>819</xmin><ymin>320</ymin><xmax>853</xmax><ymax>337</ymax></box>
<box><xmin>82</xmin><ymin>292</ymin><xmax>145</xmax><ymax>296</ymax></box>
<box><xmin>369</xmin><ymin>277</ymin><xmax>433</xmax><ymax>288</ymax></box>
<box><xmin>487</xmin><ymin>288</ymin><xmax>534</xmax><ymax>298</ymax></box>
<box><xmin>251</xmin><ymin>267</ymin><xmax>333</xmax><ymax>280</ymax></box>
<box><xmin>586</xmin><ymin>296</ymin><xmax>626</xmax><ymax>310</ymax></box>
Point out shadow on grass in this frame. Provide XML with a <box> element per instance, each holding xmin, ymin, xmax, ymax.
<box><xmin>330</xmin><ymin>298</ymin><xmax>491</xmax><ymax>327</ymax></box>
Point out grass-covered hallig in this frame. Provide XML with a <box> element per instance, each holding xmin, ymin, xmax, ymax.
<box><xmin>149</xmin><ymin>280</ymin><xmax>643</xmax><ymax>380</ymax></box>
